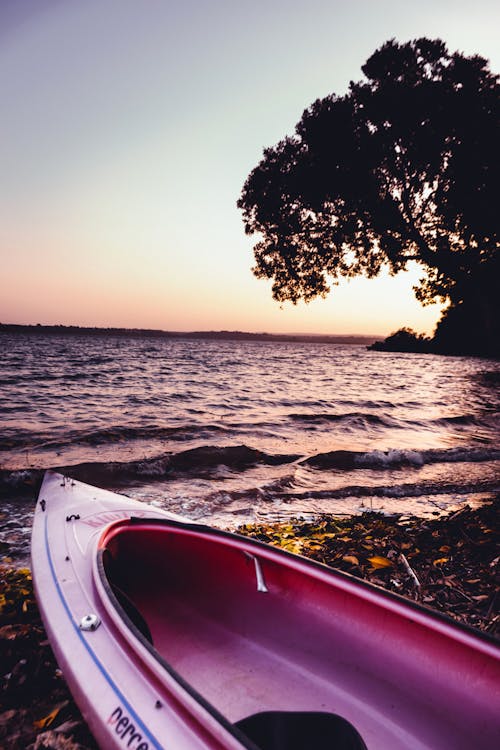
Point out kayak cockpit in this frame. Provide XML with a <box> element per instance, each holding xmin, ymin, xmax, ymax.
<box><xmin>97</xmin><ymin>518</ymin><xmax>370</xmax><ymax>749</ymax></box>
<box><xmin>95</xmin><ymin>516</ymin><xmax>500</xmax><ymax>750</ymax></box>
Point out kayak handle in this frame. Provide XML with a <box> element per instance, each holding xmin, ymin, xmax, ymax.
<box><xmin>245</xmin><ymin>553</ymin><xmax>269</xmax><ymax>593</ymax></box>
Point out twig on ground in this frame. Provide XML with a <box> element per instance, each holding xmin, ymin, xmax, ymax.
<box><xmin>399</xmin><ymin>553</ymin><xmax>421</xmax><ymax>589</ymax></box>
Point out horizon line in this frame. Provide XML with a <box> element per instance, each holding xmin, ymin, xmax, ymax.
<box><xmin>0</xmin><ymin>322</ymin><xmax>382</xmax><ymax>342</ymax></box>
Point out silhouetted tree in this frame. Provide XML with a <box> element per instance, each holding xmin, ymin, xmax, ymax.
<box><xmin>238</xmin><ymin>39</ymin><xmax>499</xmax><ymax>355</ymax></box>
<box><xmin>370</xmin><ymin>327</ymin><xmax>431</xmax><ymax>353</ymax></box>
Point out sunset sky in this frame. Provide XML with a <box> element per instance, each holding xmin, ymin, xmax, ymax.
<box><xmin>1</xmin><ymin>0</ymin><xmax>498</xmax><ymax>336</ymax></box>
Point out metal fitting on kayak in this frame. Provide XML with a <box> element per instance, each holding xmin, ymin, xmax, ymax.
<box><xmin>245</xmin><ymin>553</ymin><xmax>268</xmax><ymax>593</ymax></box>
<box><xmin>79</xmin><ymin>613</ymin><xmax>101</xmax><ymax>631</ymax></box>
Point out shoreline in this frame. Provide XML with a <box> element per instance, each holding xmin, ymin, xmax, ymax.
<box><xmin>0</xmin><ymin>323</ymin><xmax>377</xmax><ymax>346</ymax></box>
<box><xmin>1</xmin><ymin>499</ymin><xmax>498</xmax><ymax>748</ymax></box>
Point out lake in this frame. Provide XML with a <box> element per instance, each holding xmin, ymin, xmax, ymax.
<box><xmin>1</xmin><ymin>332</ymin><xmax>499</xmax><ymax>563</ymax></box>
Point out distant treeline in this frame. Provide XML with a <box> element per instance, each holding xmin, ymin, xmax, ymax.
<box><xmin>0</xmin><ymin>323</ymin><xmax>377</xmax><ymax>346</ymax></box>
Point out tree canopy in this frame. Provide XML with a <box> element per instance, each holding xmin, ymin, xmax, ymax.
<box><xmin>238</xmin><ymin>39</ymin><xmax>499</xmax><ymax>352</ymax></box>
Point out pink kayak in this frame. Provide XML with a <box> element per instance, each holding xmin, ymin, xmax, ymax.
<box><xmin>32</xmin><ymin>471</ymin><xmax>499</xmax><ymax>749</ymax></box>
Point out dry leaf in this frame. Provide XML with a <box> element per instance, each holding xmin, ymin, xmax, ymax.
<box><xmin>34</xmin><ymin>702</ymin><xmax>67</xmax><ymax>730</ymax></box>
<box><xmin>368</xmin><ymin>555</ymin><xmax>392</xmax><ymax>569</ymax></box>
<box><xmin>342</xmin><ymin>555</ymin><xmax>359</xmax><ymax>566</ymax></box>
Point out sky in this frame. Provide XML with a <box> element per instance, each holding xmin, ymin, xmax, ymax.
<box><xmin>1</xmin><ymin>0</ymin><xmax>498</xmax><ymax>336</ymax></box>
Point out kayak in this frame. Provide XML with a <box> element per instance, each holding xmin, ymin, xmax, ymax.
<box><xmin>31</xmin><ymin>471</ymin><xmax>499</xmax><ymax>749</ymax></box>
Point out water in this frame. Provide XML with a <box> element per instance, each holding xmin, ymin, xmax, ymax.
<box><xmin>1</xmin><ymin>332</ymin><xmax>499</xmax><ymax>563</ymax></box>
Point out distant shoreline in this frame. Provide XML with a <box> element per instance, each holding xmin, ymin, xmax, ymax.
<box><xmin>0</xmin><ymin>323</ymin><xmax>378</xmax><ymax>346</ymax></box>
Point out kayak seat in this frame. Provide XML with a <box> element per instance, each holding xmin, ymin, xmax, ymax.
<box><xmin>235</xmin><ymin>711</ymin><xmax>367</xmax><ymax>750</ymax></box>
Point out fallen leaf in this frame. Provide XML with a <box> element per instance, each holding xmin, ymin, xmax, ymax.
<box><xmin>342</xmin><ymin>555</ymin><xmax>359</xmax><ymax>566</ymax></box>
<box><xmin>305</xmin><ymin>542</ymin><xmax>323</xmax><ymax>551</ymax></box>
<box><xmin>34</xmin><ymin>702</ymin><xmax>67</xmax><ymax>730</ymax></box>
<box><xmin>280</xmin><ymin>540</ymin><xmax>303</xmax><ymax>554</ymax></box>
<box><xmin>368</xmin><ymin>556</ymin><xmax>392</xmax><ymax>569</ymax></box>
<box><xmin>433</xmin><ymin>557</ymin><xmax>449</xmax><ymax>566</ymax></box>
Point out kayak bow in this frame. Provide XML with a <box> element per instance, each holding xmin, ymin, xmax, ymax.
<box><xmin>32</xmin><ymin>471</ymin><xmax>500</xmax><ymax>749</ymax></box>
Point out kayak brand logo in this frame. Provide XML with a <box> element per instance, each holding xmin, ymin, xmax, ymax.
<box><xmin>107</xmin><ymin>705</ymin><xmax>150</xmax><ymax>749</ymax></box>
<box><xmin>83</xmin><ymin>511</ymin><xmax>146</xmax><ymax>528</ymax></box>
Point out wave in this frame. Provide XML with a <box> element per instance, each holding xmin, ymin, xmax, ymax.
<box><xmin>205</xmin><ymin>478</ymin><xmax>500</xmax><ymax>506</ymax></box>
<box><xmin>0</xmin><ymin>445</ymin><xmax>500</xmax><ymax>497</ymax></box>
<box><xmin>0</xmin><ymin>468</ymin><xmax>44</xmax><ymax>498</ymax></box>
<box><xmin>63</xmin><ymin>423</ymin><xmax>233</xmax><ymax>446</ymax></box>
<box><xmin>289</xmin><ymin>411</ymin><xmax>499</xmax><ymax>431</ymax></box>
<box><xmin>2</xmin><ymin>443</ymin><xmax>499</xmax><ymax>498</ymax></box>
<box><xmin>275</xmin><ymin>479</ymin><xmax>500</xmax><ymax>501</ymax></box>
<box><xmin>433</xmin><ymin>415</ymin><xmax>478</xmax><ymax>426</ymax></box>
<box><xmin>428</xmin><ymin>413</ymin><xmax>499</xmax><ymax>428</ymax></box>
<box><xmin>0</xmin><ymin>445</ymin><xmax>300</xmax><ymax>497</ymax></box>
<box><xmin>288</xmin><ymin>411</ymin><xmax>398</xmax><ymax>428</ymax></box>
<box><xmin>303</xmin><ymin>446</ymin><xmax>500</xmax><ymax>470</ymax></box>
<box><xmin>0</xmin><ymin>423</ymin><xmax>235</xmax><ymax>451</ymax></box>
<box><xmin>0</xmin><ymin>371</ymin><xmax>95</xmax><ymax>385</ymax></box>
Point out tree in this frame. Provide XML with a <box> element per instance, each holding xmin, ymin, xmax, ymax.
<box><xmin>370</xmin><ymin>327</ymin><xmax>431</xmax><ymax>354</ymax></box>
<box><xmin>238</xmin><ymin>39</ymin><xmax>499</xmax><ymax>354</ymax></box>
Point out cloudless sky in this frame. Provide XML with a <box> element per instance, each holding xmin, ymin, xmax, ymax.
<box><xmin>1</xmin><ymin>0</ymin><xmax>498</xmax><ymax>335</ymax></box>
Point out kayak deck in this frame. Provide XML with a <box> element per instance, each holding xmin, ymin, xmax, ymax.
<box><xmin>98</xmin><ymin>519</ymin><xmax>500</xmax><ymax>749</ymax></box>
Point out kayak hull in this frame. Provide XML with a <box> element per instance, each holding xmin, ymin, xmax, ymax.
<box><xmin>32</xmin><ymin>471</ymin><xmax>500</xmax><ymax>749</ymax></box>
